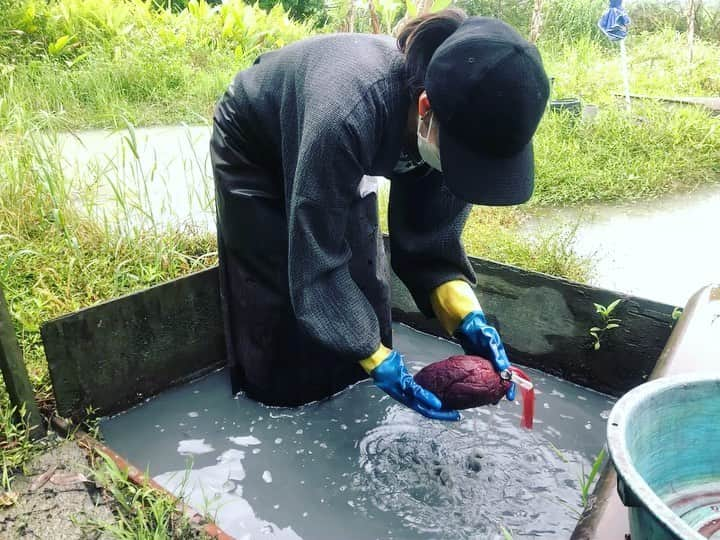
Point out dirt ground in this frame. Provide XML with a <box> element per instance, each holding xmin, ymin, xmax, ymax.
<box><xmin>0</xmin><ymin>434</ymin><xmax>114</xmax><ymax>539</ymax></box>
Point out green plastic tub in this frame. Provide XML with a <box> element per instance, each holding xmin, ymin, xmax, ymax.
<box><xmin>607</xmin><ymin>374</ymin><xmax>720</xmax><ymax>539</ymax></box>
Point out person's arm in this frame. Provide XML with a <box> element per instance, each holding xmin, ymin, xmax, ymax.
<box><xmin>287</xmin><ymin>120</ymin><xmax>381</xmax><ymax>360</ymax></box>
<box><xmin>287</xmin><ymin>115</ymin><xmax>458</xmax><ymax>421</ymax></box>
<box><xmin>388</xmin><ymin>168</ymin><xmax>476</xmax><ymax>315</ymax></box>
<box><xmin>389</xmin><ymin>172</ymin><xmax>515</xmax><ymax>400</ymax></box>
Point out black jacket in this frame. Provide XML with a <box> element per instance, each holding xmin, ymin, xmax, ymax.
<box><xmin>213</xmin><ymin>33</ymin><xmax>476</xmax><ymax>361</ymax></box>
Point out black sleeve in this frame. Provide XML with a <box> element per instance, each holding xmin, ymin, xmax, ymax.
<box><xmin>286</xmin><ymin>118</ymin><xmax>381</xmax><ymax>361</ymax></box>
<box><xmin>388</xmin><ymin>169</ymin><xmax>477</xmax><ymax>317</ymax></box>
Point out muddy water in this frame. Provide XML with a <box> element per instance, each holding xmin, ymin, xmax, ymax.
<box><xmin>522</xmin><ymin>185</ymin><xmax>720</xmax><ymax>307</ymax></box>
<box><xmin>100</xmin><ymin>324</ymin><xmax>613</xmax><ymax>540</ymax></box>
<box><xmin>55</xmin><ymin>125</ymin><xmax>215</xmax><ymax>232</ymax></box>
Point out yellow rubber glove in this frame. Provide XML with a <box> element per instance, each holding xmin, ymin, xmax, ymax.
<box><xmin>430</xmin><ymin>280</ymin><xmax>481</xmax><ymax>336</ymax></box>
<box><xmin>432</xmin><ymin>280</ymin><xmax>518</xmax><ymax>402</ymax></box>
<box><xmin>359</xmin><ymin>344</ymin><xmax>392</xmax><ymax>374</ymax></box>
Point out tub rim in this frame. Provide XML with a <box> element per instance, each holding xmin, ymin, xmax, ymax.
<box><xmin>606</xmin><ymin>372</ymin><xmax>720</xmax><ymax>540</ymax></box>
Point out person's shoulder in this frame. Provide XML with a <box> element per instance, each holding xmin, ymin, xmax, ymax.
<box><xmin>285</xmin><ymin>33</ymin><xmax>400</xmax><ymax>67</ymax></box>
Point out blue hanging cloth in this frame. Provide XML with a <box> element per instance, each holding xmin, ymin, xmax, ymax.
<box><xmin>598</xmin><ymin>0</ymin><xmax>631</xmax><ymax>41</ymax></box>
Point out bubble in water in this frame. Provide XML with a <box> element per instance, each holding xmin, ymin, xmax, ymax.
<box><xmin>252</xmin><ymin>448</ymin><xmax>261</xmax><ymax>455</ymax></box>
<box><xmin>275</xmin><ymin>438</ymin><xmax>283</xmax><ymax>444</ymax></box>
<box><xmin>340</xmin><ymin>424</ymin><xmax>348</xmax><ymax>431</ymax></box>
<box><xmin>302</xmin><ymin>512</ymin><xmax>308</xmax><ymax>518</ymax></box>
<box><xmin>600</xmin><ymin>409</ymin><xmax>610</xmax><ymax>419</ymax></box>
<box><xmin>296</xmin><ymin>429</ymin><xmax>303</xmax><ymax>435</ymax></box>
<box><xmin>262</xmin><ymin>470</ymin><xmax>273</xmax><ymax>483</ymax></box>
<box><xmin>273</xmin><ymin>504</ymin><xmax>280</xmax><ymax>510</ymax></box>
<box><xmin>577</xmin><ymin>395</ymin><xmax>587</xmax><ymax>401</ymax></box>
<box><xmin>543</xmin><ymin>403</ymin><xmax>550</xmax><ymax>409</ymax></box>
<box><xmin>585</xmin><ymin>422</ymin><xmax>592</xmax><ymax>430</ymax></box>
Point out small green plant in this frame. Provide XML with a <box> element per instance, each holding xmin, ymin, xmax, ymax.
<box><xmin>589</xmin><ymin>299</ymin><xmax>622</xmax><ymax>351</ymax></box>
<box><xmin>82</xmin><ymin>405</ymin><xmax>102</xmax><ymax>440</ymax></box>
<box><xmin>0</xmin><ymin>404</ymin><xmax>39</xmax><ymax>491</ymax></box>
<box><xmin>548</xmin><ymin>441</ymin><xmax>569</xmax><ymax>463</ymax></box>
<box><xmin>672</xmin><ymin>306</ymin><xmax>684</xmax><ymax>321</ymax></box>
<box><xmin>500</xmin><ymin>524</ymin><xmax>514</xmax><ymax>539</ymax></box>
<box><xmin>579</xmin><ymin>447</ymin><xmax>607</xmax><ymax>508</ymax></box>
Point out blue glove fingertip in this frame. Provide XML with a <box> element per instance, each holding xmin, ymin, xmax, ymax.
<box><xmin>506</xmin><ymin>382</ymin><xmax>517</xmax><ymax>402</ymax></box>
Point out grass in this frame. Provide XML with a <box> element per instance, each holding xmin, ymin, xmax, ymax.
<box><xmin>0</xmin><ymin>123</ymin><xmax>218</xmax><ymax>493</ymax></box>
<box><xmin>579</xmin><ymin>447</ymin><xmax>607</xmax><ymax>507</ymax></box>
<box><xmin>85</xmin><ymin>450</ymin><xmax>207</xmax><ymax>539</ymax></box>
<box><xmin>0</xmin><ymin>405</ymin><xmax>37</xmax><ymax>491</ymax></box>
<box><xmin>0</xmin><ymin>0</ymin><xmax>311</xmax><ymax>131</ymax></box>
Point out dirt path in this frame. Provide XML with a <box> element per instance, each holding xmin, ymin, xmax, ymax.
<box><xmin>0</xmin><ymin>436</ymin><xmax>114</xmax><ymax>539</ymax></box>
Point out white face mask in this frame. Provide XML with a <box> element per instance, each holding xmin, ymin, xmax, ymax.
<box><xmin>417</xmin><ymin>112</ymin><xmax>442</xmax><ymax>172</ymax></box>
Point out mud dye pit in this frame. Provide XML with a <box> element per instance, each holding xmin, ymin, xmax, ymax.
<box><xmin>100</xmin><ymin>324</ymin><xmax>614</xmax><ymax>539</ymax></box>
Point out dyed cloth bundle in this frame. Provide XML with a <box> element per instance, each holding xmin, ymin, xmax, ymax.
<box><xmin>415</xmin><ymin>355</ymin><xmax>535</xmax><ymax>428</ymax></box>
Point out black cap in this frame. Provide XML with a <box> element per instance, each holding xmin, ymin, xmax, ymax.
<box><xmin>425</xmin><ymin>17</ymin><xmax>550</xmax><ymax>205</ymax></box>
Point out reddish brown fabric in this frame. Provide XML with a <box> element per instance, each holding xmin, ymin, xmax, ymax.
<box><xmin>414</xmin><ymin>355</ymin><xmax>511</xmax><ymax>410</ymax></box>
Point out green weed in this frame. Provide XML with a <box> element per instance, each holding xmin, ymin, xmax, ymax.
<box><xmin>590</xmin><ymin>299</ymin><xmax>622</xmax><ymax>351</ymax></box>
<box><xmin>0</xmin><ymin>404</ymin><xmax>38</xmax><ymax>490</ymax></box>
<box><xmin>579</xmin><ymin>447</ymin><xmax>607</xmax><ymax>507</ymax></box>
<box><xmin>86</xmin><ymin>450</ymin><xmax>205</xmax><ymax>539</ymax></box>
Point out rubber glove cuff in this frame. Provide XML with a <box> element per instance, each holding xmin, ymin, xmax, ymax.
<box><xmin>456</xmin><ymin>310</ymin><xmax>516</xmax><ymax>402</ymax></box>
<box><xmin>359</xmin><ymin>344</ymin><xmax>392</xmax><ymax>374</ymax></box>
<box><xmin>430</xmin><ymin>280</ymin><xmax>481</xmax><ymax>336</ymax></box>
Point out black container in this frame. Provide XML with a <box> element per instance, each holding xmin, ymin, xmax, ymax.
<box><xmin>549</xmin><ymin>97</ymin><xmax>583</xmax><ymax>117</ymax></box>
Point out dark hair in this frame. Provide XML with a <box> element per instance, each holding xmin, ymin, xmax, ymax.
<box><xmin>397</xmin><ymin>9</ymin><xmax>468</xmax><ymax>99</ymax></box>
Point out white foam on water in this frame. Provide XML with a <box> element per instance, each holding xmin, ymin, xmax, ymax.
<box><xmin>229</xmin><ymin>435</ymin><xmax>261</xmax><ymax>447</ymax></box>
<box><xmin>154</xmin><ymin>450</ymin><xmax>299</xmax><ymax>540</ymax></box>
<box><xmin>177</xmin><ymin>439</ymin><xmax>214</xmax><ymax>455</ymax></box>
<box><xmin>188</xmin><ymin>411</ymin><xmax>199</xmax><ymax>417</ymax></box>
